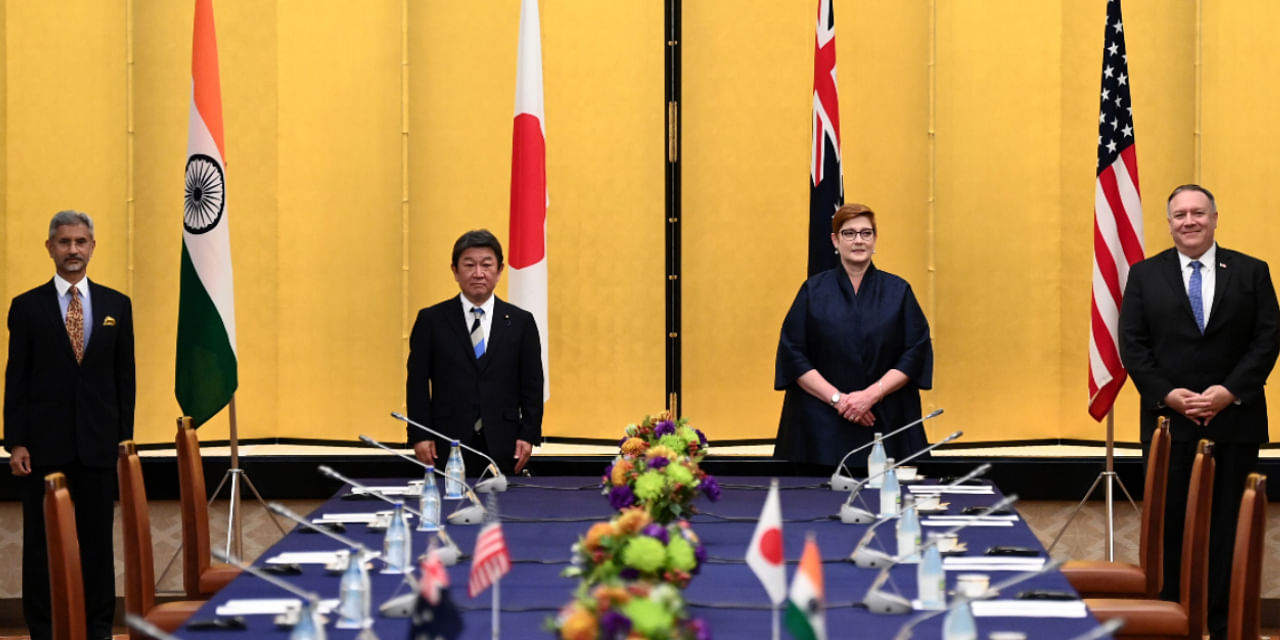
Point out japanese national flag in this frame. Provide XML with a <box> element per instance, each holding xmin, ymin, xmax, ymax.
<box><xmin>746</xmin><ymin>478</ymin><xmax>786</xmax><ymax>604</ymax></box>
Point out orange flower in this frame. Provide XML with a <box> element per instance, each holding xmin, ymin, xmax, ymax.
<box><xmin>615</xmin><ymin>507</ymin><xmax>652</xmax><ymax>534</ymax></box>
<box><xmin>645</xmin><ymin>444</ymin><xmax>677</xmax><ymax>460</ymax></box>
<box><xmin>584</xmin><ymin>522</ymin><xmax>616</xmax><ymax>551</ymax></box>
<box><xmin>621</xmin><ymin>438</ymin><xmax>648</xmax><ymax>457</ymax></box>
<box><xmin>560</xmin><ymin>604</ymin><xmax>598</xmax><ymax>640</ymax></box>
<box><xmin>610</xmin><ymin>459</ymin><xmax>634</xmax><ymax>485</ymax></box>
<box><xmin>592</xmin><ymin>585</ymin><xmax>629</xmax><ymax>609</ymax></box>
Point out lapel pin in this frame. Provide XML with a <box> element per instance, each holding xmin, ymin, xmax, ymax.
<box><xmin>102</xmin><ymin>316</ymin><xmax>116</xmax><ymax>326</ymax></box>
<box><xmin>1219</xmin><ymin>262</ymin><xmax>1227</xmax><ymax>270</ymax></box>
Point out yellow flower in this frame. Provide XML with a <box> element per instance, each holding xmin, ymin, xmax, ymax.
<box><xmin>621</xmin><ymin>437</ymin><xmax>648</xmax><ymax>457</ymax></box>
<box><xmin>615</xmin><ymin>507</ymin><xmax>652</xmax><ymax>534</ymax></box>
<box><xmin>645</xmin><ymin>444</ymin><xmax>677</xmax><ymax>460</ymax></box>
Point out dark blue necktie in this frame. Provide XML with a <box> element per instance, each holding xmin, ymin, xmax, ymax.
<box><xmin>1189</xmin><ymin>260</ymin><xmax>1205</xmax><ymax>334</ymax></box>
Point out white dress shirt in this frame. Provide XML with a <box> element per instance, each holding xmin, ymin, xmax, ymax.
<box><xmin>1177</xmin><ymin>243</ymin><xmax>1217</xmax><ymax>328</ymax></box>
<box><xmin>459</xmin><ymin>294</ymin><xmax>495</xmax><ymax>349</ymax></box>
<box><xmin>54</xmin><ymin>274</ymin><xmax>93</xmax><ymax>347</ymax></box>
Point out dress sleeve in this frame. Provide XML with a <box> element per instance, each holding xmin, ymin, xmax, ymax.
<box><xmin>893</xmin><ymin>284</ymin><xmax>933</xmax><ymax>389</ymax></box>
<box><xmin>775</xmin><ymin>282</ymin><xmax>815</xmax><ymax>390</ymax></box>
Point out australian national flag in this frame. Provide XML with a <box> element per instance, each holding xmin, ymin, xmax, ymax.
<box><xmin>808</xmin><ymin>0</ymin><xmax>843</xmax><ymax>277</ymax></box>
<box><xmin>410</xmin><ymin>547</ymin><xmax>463</xmax><ymax>640</ymax></box>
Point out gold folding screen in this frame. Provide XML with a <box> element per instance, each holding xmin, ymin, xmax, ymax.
<box><xmin>3</xmin><ymin>1</ymin><xmax>1280</xmax><ymax>447</ymax></box>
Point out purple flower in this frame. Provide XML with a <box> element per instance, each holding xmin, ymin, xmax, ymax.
<box><xmin>693</xmin><ymin>542</ymin><xmax>707</xmax><ymax>572</ymax></box>
<box><xmin>689</xmin><ymin>618</ymin><xmax>713</xmax><ymax>640</ymax></box>
<box><xmin>699</xmin><ymin>475</ymin><xmax>722</xmax><ymax>502</ymax></box>
<box><xmin>608</xmin><ymin>485</ymin><xmax>636</xmax><ymax>509</ymax></box>
<box><xmin>619</xmin><ymin>436</ymin><xmax>628</xmax><ymax>447</ymax></box>
<box><xmin>695</xmin><ymin>429</ymin><xmax>708</xmax><ymax>446</ymax></box>
<box><xmin>619</xmin><ymin>568</ymin><xmax>639</xmax><ymax>580</ymax></box>
<box><xmin>655</xmin><ymin>420</ymin><xmax>676</xmax><ymax>436</ymax></box>
<box><xmin>603</xmin><ymin>462</ymin><xmax>614</xmax><ymax>480</ymax></box>
<box><xmin>648</xmin><ymin>456</ymin><xmax>670</xmax><ymax>469</ymax></box>
<box><xmin>600</xmin><ymin>610</ymin><xmax>632</xmax><ymax>638</ymax></box>
<box><xmin>641</xmin><ymin>523</ymin><xmax>670</xmax><ymax>545</ymax></box>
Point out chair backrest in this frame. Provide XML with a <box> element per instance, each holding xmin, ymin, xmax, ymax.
<box><xmin>118</xmin><ymin>440</ymin><xmax>158</xmax><ymax>618</ymax></box>
<box><xmin>1138</xmin><ymin>416</ymin><xmax>1172</xmax><ymax>597</ymax></box>
<box><xmin>1228</xmin><ymin>473</ymin><xmax>1267</xmax><ymax>640</ymax></box>
<box><xmin>43</xmin><ymin>472</ymin><xmax>86</xmax><ymax>640</ymax></box>
<box><xmin>176</xmin><ymin>416</ymin><xmax>212</xmax><ymax>597</ymax></box>
<box><xmin>1179</xmin><ymin>439</ymin><xmax>1215</xmax><ymax>638</ymax></box>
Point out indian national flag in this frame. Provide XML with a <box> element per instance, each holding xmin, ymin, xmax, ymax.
<box><xmin>176</xmin><ymin>0</ymin><xmax>237</xmax><ymax>427</ymax></box>
<box><xmin>508</xmin><ymin>0</ymin><xmax>549</xmax><ymax>400</ymax></box>
<box><xmin>785</xmin><ymin>533</ymin><xmax>826</xmax><ymax>640</ymax></box>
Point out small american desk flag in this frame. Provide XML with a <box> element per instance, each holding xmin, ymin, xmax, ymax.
<box><xmin>1088</xmin><ymin>0</ymin><xmax>1144</xmax><ymax>420</ymax></box>
<box><xmin>468</xmin><ymin>515</ymin><xmax>511</xmax><ymax>598</ymax></box>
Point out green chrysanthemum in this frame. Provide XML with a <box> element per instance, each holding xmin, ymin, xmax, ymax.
<box><xmin>677</xmin><ymin>426</ymin><xmax>700</xmax><ymax>445</ymax></box>
<box><xmin>622</xmin><ymin>597</ymin><xmax>675</xmax><ymax>637</ymax></box>
<box><xmin>658</xmin><ymin>434</ymin><xmax>687</xmax><ymax>453</ymax></box>
<box><xmin>621</xmin><ymin>536</ymin><xmax>668</xmax><ymax>573</ymax></box>
<box><xmin>666</xmin><ymin>536</ymin><xmax>697</xmax><ymax>571</ymax></box>
<box><xmin>665</xmin><ymin>462</ymin><xmax>694</xmax><ymax>487</ymax></box>
<box><xmin>634</xmin><ymin>470</ymin><xmax>668</xmax><ymax>501</ymax></box>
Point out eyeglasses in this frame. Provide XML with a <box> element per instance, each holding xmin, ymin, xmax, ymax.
<box><xmin>839</xmin><ymin>228</ymin><xmax>875</xmax><ymax>240</ymax></box>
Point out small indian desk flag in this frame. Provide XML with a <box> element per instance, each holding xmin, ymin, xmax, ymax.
<box><xmin>785</xmin><ymin>532</ymin><xmax>826</xmax><ymax>640</ymax></box>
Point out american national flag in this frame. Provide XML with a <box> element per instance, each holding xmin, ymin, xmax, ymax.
<box><xmin>1088</xmin><ymin>0</ymin><xmax>1144</xmax><ymax>420</ymax></box>
<box><xmin>467</xmin><ymin>518</ymin><xmax>511</xmax><ymax>598</ymax></box>
<box><xmin>808</xmin><ymin>0</ymin><xmax>843</xmax><ymax>277</ymax></box>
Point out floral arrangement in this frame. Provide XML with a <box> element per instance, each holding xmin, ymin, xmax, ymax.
<box><xmin>602</xmin><ymin>413</ymin><xmax>720</xmax><ymax>524</ymax></box>
<box><xmin>564</xmin><ymin>507</ymin><xmax>707</xmax><ymax>588</ymax></box>
<box><xmin>549</xmin><ymin>581</ymin><xmax>712</xmax><ymax>640</ymax></box>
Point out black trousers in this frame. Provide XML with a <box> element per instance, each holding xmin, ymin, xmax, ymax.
<box><xmin>1146</xmin><ymin>439</ymin><xmax>1257</xmax><ymax>635</ymax></box>
<box><xmin>22</xmin><ymin>461</ymin><xmax>118</xmax><ymax>640</ymax></box>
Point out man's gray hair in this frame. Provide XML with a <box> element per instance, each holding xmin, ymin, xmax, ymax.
<box><xmin>48</xmin><ymin>210</ymin><xmax>94</xmax><ymax>240</ymax></box>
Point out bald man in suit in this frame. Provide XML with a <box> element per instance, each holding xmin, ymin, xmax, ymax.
<box><xmin>5</xmin><ymin>210</ymin><xmax>135</xmax><ymax>640</ymax></box>
<box><xmin>1120</xmin><ymin>184</ymin><xmax>1280</xmax><ymax>639</ymax></box>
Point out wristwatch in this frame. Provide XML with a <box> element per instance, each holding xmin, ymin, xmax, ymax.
<box><xmin>830</xmin><ymin>392</ymin><xmax>841</xmax><ymax>407</ymax></box>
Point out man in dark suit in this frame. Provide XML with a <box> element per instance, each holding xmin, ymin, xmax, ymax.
<box><xmin>407</xmin><ymin>229</ymin><xmax>543</xmax><ymax>476</ymax></box>
<box><xmin>1120</xmin><ymin>184</ymin><xmax>1279</xmax><ymax>639</ymax></box>
<box><xmin>4</xmin><ymin>210</ymin><xmax>135</xmax><ymax>640</ymax></box>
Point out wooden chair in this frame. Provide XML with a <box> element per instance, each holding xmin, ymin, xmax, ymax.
<box><xmin>176</xmin><ymin>416</ymin><xmax>240</xmax><ymax>597</ymax></box>
<box><xmin>1086</xmin><ymin>439</ymin><xmax>1215</xmax><ymax>639</ymax></box>
<box><xmin>118</xmin><ymin>440</ymin><xmax>206</xmax><ymax>638</ymax></box>
<box><xmin>1062</xmin><ymin>416</ymin><xmax>1171</xmax><ymax>598</ymax></box>
<box><xmin>1227</xmin><ymin>473</ymin><xmax>1267</xmax><ymax>640</ymax></box>
<box><xmin>43</xmin><ymin>472</ymin><xmax>86</xmax><ymax>640</ymax></box>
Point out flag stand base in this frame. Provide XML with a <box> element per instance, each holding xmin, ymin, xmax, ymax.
<box><xmin>1046</xmin><ymin>409</ymin><xmax>1137</xmax><ymax>561</ymax></box>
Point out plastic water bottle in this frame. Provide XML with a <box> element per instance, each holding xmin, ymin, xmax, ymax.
<box><xmin>444</xmin><ymin>440</ymin><xmax>465</xmax><ymax>500</ymax></box>
<box><xmin>336</xmin><ymin>550</ymin><xmax>370</xmax><ymax>628</ymax></box>
<box><xmin>896</xmin><ymin>494</ymin><xmax>921</xmax><ymax>563</ymax></box>
<box><xmin>418</xmin><ymin>466</ymin><xmax>441</xmax><ymax>532</ymax></box>
<box><xmin>917</xmin><ymin>534</ymin><xmax>947</xmax><ymax>610</ymax></box>
<box><xmin>879</xmin><ymin>458</ymin><xmax>900</xmax><ymax>517</ymax></box>
<box><xmin>288</xmin><ymin>599</ymin><xmax>325</xmax><ymax>640</ymax></box>
<box><xmin>867</xmin><ymin>432</ymin><xmax>887</xmax><ymax>488</ymax></box>
<box><xmin>382</xmin><ymin>501</ymin><xmax>410</xmax><ymax>574</ymax></box>
<box><xmin>942</xmin><ymin>598</ymin><xmax>978</xmax><ymax>640</ymax></box>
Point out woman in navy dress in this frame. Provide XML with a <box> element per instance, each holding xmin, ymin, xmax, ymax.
<box><xmin>774</xmin><ymin>203</ymin><xmax>934</xmax><ymax>466</ymax></box>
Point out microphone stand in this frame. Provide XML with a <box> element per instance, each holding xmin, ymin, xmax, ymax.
<box><xmin>831</xmin><ymin>409</ymin><xmax>944</xmax><ymax>492</ymax></box>
<box><xmin>391</xmin><ymin>411</ymin><xmax>509</xmax><ymax>493</ymax></box>
<box><xmin>840</xmin><ymin>430</ymin><xmax>963</xmax><ymax>524</ymax></box>
<box><xmin>862</xmin><ymin>494</ymin><xmax>1019</xmax><ymax>615</ymax></box>
<box><xmin>849</xmin><ymin>463</ymin><xmax>991</xmax><ymax>568</ymax></box>
<box><xmin>316</xmin><ymin>465</ymin><xmax>464</xmax><ymax>566</ymax></box>
<box><xmin>891</xmin><ymin>557</ymin><xmax>1066</xmax><ymax>639</ymax></box>
<box><xmin>359</xmin><ymin>434</ymin><xmax>489</xmax><ymax>525</ymax></box>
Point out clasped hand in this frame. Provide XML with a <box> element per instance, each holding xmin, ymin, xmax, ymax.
<box><xmin>836</xmin><ymin>388</ymin><xmax>880</xmax><ymax>426</ymax></box>
<box><xmin>1164</xmin><ymin>385</ymin><xmax>1235</xmax><ymax>426</ymax></box>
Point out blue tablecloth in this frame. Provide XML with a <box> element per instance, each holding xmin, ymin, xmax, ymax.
<box><xmin>174</xmin><ymin>476</ymin><xmax>1111</xmax><ymax>639</ymax></box>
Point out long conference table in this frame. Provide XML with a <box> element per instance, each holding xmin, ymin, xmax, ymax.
<box><xmin>173</xmin><ymin>476</ymin><xmax>1114</xmax><ymax>639</ymax></box>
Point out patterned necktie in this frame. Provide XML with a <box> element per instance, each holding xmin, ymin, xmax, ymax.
<box><xmin>1189</xmin><ymin>260</ymin><xmax>1205</xmax><ymax>335</ymax></box>
<box><xmin>67</xmin><ymin>285</ymin><xmax>85</xmax><ymax>363</ymax></box>
<box><xmin>470</xmin><ymin>307</ymin><xmax>486</xmax><ymax>358</ymax></box>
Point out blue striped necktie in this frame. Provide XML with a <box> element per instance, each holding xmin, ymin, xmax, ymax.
<box><xmin>470</xmin><ymin>307</ymin><xmax>486</xmax><ymax>357</ymax></box>
<box><xmin>1189</xmin><ymin>260</ymin><xmax>1205</xmax><ymax>334</ymax></box>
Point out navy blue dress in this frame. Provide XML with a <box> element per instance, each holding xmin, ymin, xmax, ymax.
<box><xmin>774</xmin><ymin>264</ymin><xmax>934</xmax><ymax>466</ymax></box>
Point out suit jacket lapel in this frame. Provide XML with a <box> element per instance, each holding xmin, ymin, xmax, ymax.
<box><xmin>479</xmin><ymin>298</ymin><xmax>510</xmax><ymax>372</ymax></box>
<box><xmin>42</xmin><ymin>280</ymin><xmax>80</xmax><ymax>364</ymax></box>
<box><xmin>1207</xmin><ymin>247</ymin><xmax>1234</xmax><ymax>330</ymax></box>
